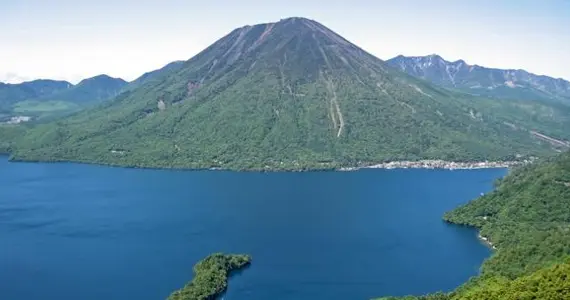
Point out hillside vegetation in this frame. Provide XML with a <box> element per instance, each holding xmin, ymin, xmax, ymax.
<box><xmin>9</xmin><ymin>18</ymin><xmax>567</xmax><ymax>170</ymax></box>
<box><xmin>378</xmin><ymin>151</ymin><xmax>570</xmax><ymax>299</ymax></box>
<box><xmin>167</xmin><ymin>253</ymin><xmax>251</xmax><ymax>300</ymax></box>
<box><xmin>0</xmin><ymin>125</ymin><xmax>27</xmax><ymax>154</ymax></box>
<box><xmin>0</xmin><ymin>80</ymin><xmax>70</xmax><ymax>118</ymax></box>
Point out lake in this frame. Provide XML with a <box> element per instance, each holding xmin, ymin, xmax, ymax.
<box><xmin>0</xmin><ymin>158</ymin><xmax>505</xmax><ymax>300</ymax></box>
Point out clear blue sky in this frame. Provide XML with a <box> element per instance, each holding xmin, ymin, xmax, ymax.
<box><xmin>2</xmin><ymin>0</ymin><xmax>569</xmax><ymax>83</ymax></box>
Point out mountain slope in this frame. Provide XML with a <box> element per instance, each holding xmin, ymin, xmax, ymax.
<box><xmin>0</xmin><ymin>125</ymin><xmax>27</xmax><ymax>153</ymax></box>
<box><xmin>387</xmin><ymin>54</ymin><xmax>570</xmax><ymax>104</ymax></box>
<box><xmin>126</xmin><ymin>61</ymin><xmax>185</xmax><ymax>91</ymax></box>
<box><xmin>10</xmin><ymin>17</ymin><xmax>564</xmax><ymax>170</ymax></box>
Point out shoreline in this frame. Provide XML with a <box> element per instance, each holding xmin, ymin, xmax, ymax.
<box><xmin>478</xmin><ymin>233</ymin><xmax>498</xmax><ymax>250</ymax></box>
<box><xmin>339</xmin><ymin>159</ymin><xmax>533</xmax><ymax>171</ymax></box>
<box><xmin>5</xmin><ymin>155</ymin><xmax>534</xmax><ymax>172</ymax></box>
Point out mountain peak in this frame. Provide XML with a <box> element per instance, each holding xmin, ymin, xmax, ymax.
<box><xmin>427</xmin><ymin>53</ymin><xmax>443</xmax><ymax>60</ymax></box>
<box><xmin>187</xmin><ymin>16</ymin><xmax>367</xmax><ymax>80</ymax></box>
<box><xmin>234</xmin><ymin>17</ymin><xmax>319</xmax><ymax>33</ymax></box>
<box><xmin>78</xmin><ymin>74</ymin><xmax>126</xmax><ymax>85</ymax></box>
<box><xmin>278</xmin><ymin>16</ymin><xmax>313</xmax><ymax>23</ymax></box>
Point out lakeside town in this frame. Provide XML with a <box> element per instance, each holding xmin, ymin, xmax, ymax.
<box><xmin>339</xmin><ymin>158</ymin><xmax>538</xmax><ymax>171</ymax></box>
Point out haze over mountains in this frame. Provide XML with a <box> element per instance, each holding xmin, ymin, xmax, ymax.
<box><xmin>387</xmin><ymin>54</ymin><xmax>570</xmax><ymax>104</ymax></box>
<box><xmin>9</xmin><ymin>17</ymin><xmax>570</xmax><ymax>170</ymax></box>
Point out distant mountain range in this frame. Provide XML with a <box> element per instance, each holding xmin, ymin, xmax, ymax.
<box><xmin>11</xmin><ymin>17</ymin><xmax>570</xmax><ymax>170</ymax></box>
<box><xmin>47</xmin><ymin>75</ymin><xmax>128</xmax><ymax>104</ymax></box>
<box><xmin>386</xmin><ymin>54</ymin><xmax>570</xmax><ymax>104</ymax></box>
<box><xmin>0</xmin><ymin>75</ymin><xmax>127</xmax><ymax>121</ymax></box>
<box><xmin>0</xmin><ymin>61</ymin><xmax>192</xmax><ymax>122</ymax></box>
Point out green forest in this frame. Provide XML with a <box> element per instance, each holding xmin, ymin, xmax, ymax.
<box><xmin>167</xmin><ymin>253</ymin><xmax>251</xmax><ymax>300</ymax></box>
<box><xmin>0</xmin><ymin>125</ymin><xmax>26</xmax><ymax>154</ymax></box>
<box><xmin>378</xmin><ymin>151</ymin><xmax>570</xmax><ymax>299</ymax></box>
<box><xmin>0</xmin><ymin>76</ymin><xmax>126</xmax><ymax>121</ymax></box>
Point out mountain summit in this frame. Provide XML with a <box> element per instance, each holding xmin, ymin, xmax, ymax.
<box><xmin>12</xmin><ymin>18</ymin><xmax>561</xmax><ymax>169</ymax></box>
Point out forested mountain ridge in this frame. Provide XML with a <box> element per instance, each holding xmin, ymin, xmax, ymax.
<box><xmin>0</xmin><ymin>79</ymin><xmax>71</xmax><ymax>116</ymax></box>
<box><xmin>387</xmin><ymin>54</ymin><xmax>570</xmax><ymax>104</ymax></box>
<box><xmin>8</xmin><ymin>17</ymin><xmax>569</xmax><ymax>170</ymax></box>
<box><xmin>44</xmin><ymin>74</ymin><xmax>127</xmax><ymax>105</ymax></box>
<box><xmin>0</xmin><ymin>75</ymin><xmax>127</xmax><ymax>121</ymax></box>
<box><xmin>378</xmin><ymin>151</ymin><xmax>570</xmax><ymax>299</ymax></box>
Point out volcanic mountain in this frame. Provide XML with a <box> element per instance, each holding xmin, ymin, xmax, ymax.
<box><xmin>12</xmin><ymin>17</ymin><xmax>563</xmax><ymax>170</ymax></box>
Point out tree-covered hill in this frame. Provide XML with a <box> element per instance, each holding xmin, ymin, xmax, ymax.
<box><xmin>0</xmin><ymin>79</ymin><xmax>71</xmax><ymax>116</ymax></box>
<box><xmin>0</xmin><ymin>75</ymin><xmax>126</xmax><ymax>121</ymax></box>
<box><xmin>9</xmin><ymin>17</ymin><xmax>568</xmax><ymax>170</ymax></box>
<box><xmin>38</xmin><ymin>74</ymin><xmax>127</xmax><ymax>105</ymax></box>
<box><xmin>167</xmin><ymin>253</ymin><xmax>251</xmax><ymax>300</ymax></box>
<box><xmin>378</xmin><ymin>151</ymin><xmax>570</xmax><ymax>299</ymax></box>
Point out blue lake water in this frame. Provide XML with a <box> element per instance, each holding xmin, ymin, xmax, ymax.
<box><xmin>0</xmin><ymin>157</ymin><xmax>505</xmax><ymax>300</ymax></box>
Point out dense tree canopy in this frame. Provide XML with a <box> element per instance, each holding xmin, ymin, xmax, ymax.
<box><xmin>167</xmin><ymin>253</ymin><xmax>251</xmax><ymax>300</ymax></box>
<box><xmin>0</xmin><ymin>125</ymin><xmax>26</xmax><ymax>154</ymax></box>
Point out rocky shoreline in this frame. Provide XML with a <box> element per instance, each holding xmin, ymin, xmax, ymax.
<box><xmin>478</xmin><ymin>233</ymin><xmax>498</xmax><ymax>250</ymax></box>
<box><xmin>339</xmin><ymin>159</ymin><xmax>535</xmax><ymax>171</ymax></box>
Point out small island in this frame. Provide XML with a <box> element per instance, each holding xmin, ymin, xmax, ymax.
<box><xmin>167</xmin><ymin>253</ymin><xmax>251</xmax><ymax>300</ymax></box>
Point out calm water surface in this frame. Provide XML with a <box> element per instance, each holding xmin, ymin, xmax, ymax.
<box><xmin>0</xmin><ymin>158</ymin><xmax>505</xmax><ymax>300</ymax></box>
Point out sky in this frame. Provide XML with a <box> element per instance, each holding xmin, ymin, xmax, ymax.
<box><xmin>2</xmin><ymin>0</ymin><xmax>570</xmax><ymax>84</ymax></box>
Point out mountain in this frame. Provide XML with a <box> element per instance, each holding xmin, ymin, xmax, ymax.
<box><xmin>126</xmin><ymin>61</ymin><xmax>185</xmax><ymax>90</ymax></box>
<box><xmin>0</xmin><ymin>79</ymin><xmax>71</xmax><ymax>114</ymax></box>
<box><xmin>39</xmin><ymin>74</ymin><xmax>127</xmax><ymax>104</ymax></box>
<box><xmin>380</xmin><ymin>151</ymin><xmax>570</xmax><ymax>300</ymax></box>
<box><xmin>10</xmin><ymin>17</ymin><xmax>570</xmax><ymax>170</ymax></box>
<box><xmin>387</xmin><ymin>54</ymin><xmax>570</xmax><ymax>104</ymax></box>
<box><xmin>0</xmin><ymin>75</ymin><xmax>126</xmax><ymax>121</ymax></box>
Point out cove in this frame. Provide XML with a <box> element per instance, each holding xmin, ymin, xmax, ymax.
<box><xmin>0</xmin><ymin>157</ymin><xmax>505</xmax><ymax>300</ymax></box>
